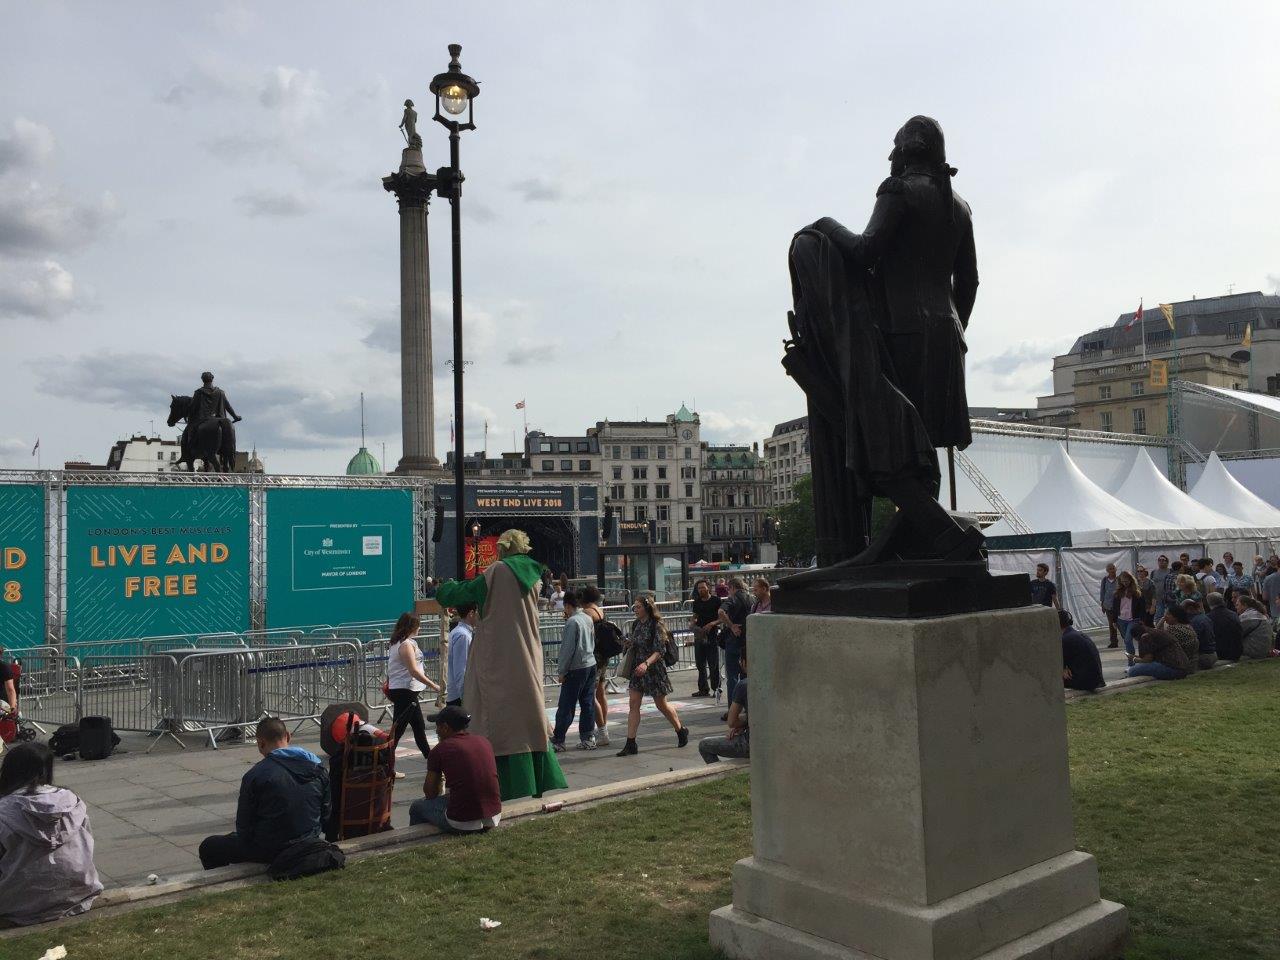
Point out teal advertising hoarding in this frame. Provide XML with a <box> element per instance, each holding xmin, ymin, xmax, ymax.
<box><xmin>266</xmin><ymin>488</ymin><xmax>413</xmax><ymax>628</ymax></box>
<box><xmin>0</xmin><ymin>485</ymin><xmax>45</xmax><ymax>650</ymax></box>
<box><xmin>65</xmin><ymin>486</ymin><xmax>250</xmax><ymax>643</ymax></box>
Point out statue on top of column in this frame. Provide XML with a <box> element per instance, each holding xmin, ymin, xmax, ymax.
<box><xmin>399</xmin><ymin>99</ymin><xmax>422</xmax><ymax>149</ymax></box>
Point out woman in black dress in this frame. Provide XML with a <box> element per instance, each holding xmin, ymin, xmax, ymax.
<box><xmin>615</xmin><ymin>595</ymin><xmax>689</xmax><ymax>756</ymax></box>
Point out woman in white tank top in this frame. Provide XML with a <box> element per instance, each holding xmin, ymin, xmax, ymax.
<box><xmin>387</xmin><ymin>612</ymin><xmax>440</xmax><ymax>760</ymax></box>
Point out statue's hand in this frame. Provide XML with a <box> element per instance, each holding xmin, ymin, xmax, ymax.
<box><xmin>233</xmin><ymin>416</ymin><xmax>243</xmax><ymax>423</ymax></box>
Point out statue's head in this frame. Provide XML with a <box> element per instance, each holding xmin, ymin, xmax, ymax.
<box><xmin>404</xmin><ymin>99</ymin><xmax>414</xmax><ymax>108</ymax></box>
<box><xmin>889</xmin><ymin>116</ymin><xmax>947</xmax><ymax>175</ymax></box>
<box><xmin>495</xmin><ymin>528</ymin><xmax>531</xmax><ymax>560</ymax></box>
<box><xmin>201</xmin><ymin>371</ymin><xmax>214</xmax><ymax>384</ymax></box>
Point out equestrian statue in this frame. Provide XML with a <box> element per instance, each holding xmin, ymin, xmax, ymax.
<box><xmin>167</xmin><ymin>371</ymin><xmax>241</xmax><ymax>472</ymax></box>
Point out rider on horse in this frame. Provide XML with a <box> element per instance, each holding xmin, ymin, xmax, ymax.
<box><xmin>183</xmin><ymin>372</ymin><xmax>241</xmax><ymax>466</ymax></box>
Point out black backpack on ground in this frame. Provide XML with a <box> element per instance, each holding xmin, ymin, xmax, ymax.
<box><xmin>594</xmin><ymin>618</ymin><xmax>625</xmax><ymax>660</ymax></box>
<box><xmin>267</xmin><ymin>836</ymin><xmax>345</xmax><ymax>880</ymax></box>
<box><xmin>49</xmin><ymin>723</ymin><xmax>80</xmax><ymax>758</ymax></box>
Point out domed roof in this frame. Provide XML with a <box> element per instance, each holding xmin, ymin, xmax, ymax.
<box><xmin>674</xmin><ymin>402</ymin><xmax>697</xmax><ymax>423</ymax></box>
<box><xmin>346</xmin><ymin>446</ymin><xmax>383</xmax><ymax>476</ymax></box>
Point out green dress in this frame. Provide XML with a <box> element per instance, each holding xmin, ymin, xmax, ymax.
<box><xmin>437</xmin><ymin>555</ymin><xmax>567</xmax><ymax>801</ymax></box>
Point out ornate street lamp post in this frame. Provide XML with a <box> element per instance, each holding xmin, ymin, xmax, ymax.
<box><xmin>429</xmin><ymin>44</ymin><xmax>480</xmax><ymax>581</ymax></box>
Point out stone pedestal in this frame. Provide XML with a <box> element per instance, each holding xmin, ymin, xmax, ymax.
<box><xmin>383</xmin><ymin>148</ymin><xmax>440</xmax><ymax>474</ymax></box>
<box><xmin>709</xmin><ymin>607</ymin><xmax>1127</xmax><ymax>960</ymax></box>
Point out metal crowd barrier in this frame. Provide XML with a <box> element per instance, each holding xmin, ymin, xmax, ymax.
<box><xmin>76</xmin><ymin>653</ymin><xmax>182</xmax><ymax>750</ymax></box>
<box><xmin>11</xmin><ymin>647</ymin><xmax>81</xmax><ymax>731</ymax></box>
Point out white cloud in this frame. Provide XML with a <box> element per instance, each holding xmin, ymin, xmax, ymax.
<box><xmin>0</xmin><ymin>438</ymin><xmax>28</xmax><ymax>467</ymax></box>
<box><xmin>258</xmin><ymin>66</ymin><xmax>327</xmax><ymax>130</ymax></box>
<box><xmin>0</xmin><ymin>182</ymin><xmax>119</xmax><ymax>257</ymax></box>
<box><xmin>235</xmin><ymin>190</ymin><xmax>310</xmax><ymax>217</ymax></box>
<box><xmin>0</xmin><ymin>118</ymin><xmax>55</xmax><ymax>174</ymax></box>
<box><xmin>699</xmin><ymin>410</ymin><xmax>773</xmax><ymax>446</ymax></box>
<box><xmin>0</xmin><ymin>259</ymin><xmax>79</xmax><ymax>320</ymax></box>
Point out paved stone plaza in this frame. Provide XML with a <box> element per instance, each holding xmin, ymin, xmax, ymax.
<box><xmin>46</xmin><ymin>632</ymin><xmax>1127</xmax><ymax>888</ymax></box>
<box><xmin>51</xmin><ymin>671</ymin><xmax>731</xmax><ymax>886</ymax></box>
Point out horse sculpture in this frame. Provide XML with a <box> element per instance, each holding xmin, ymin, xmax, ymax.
<box><xmin>167</xmin><ymin>395</ymin><xmax>237</xmax><ymax>472</ymax></box>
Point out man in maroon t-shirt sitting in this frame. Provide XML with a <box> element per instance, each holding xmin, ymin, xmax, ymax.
<box><xmin>409</xmin><ymin>705</ymin><xmax>502</xmax><ymax>834</ymax></box>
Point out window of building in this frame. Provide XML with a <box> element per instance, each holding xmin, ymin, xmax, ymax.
<box><xmin>655</xmin><ymin>483</ymin><xmax>670</xmax><ymax>499</ymax></box>
<box><xmin>557</xmin><ymin>441</ymin><xmax>570</xmax><ymax>453</ymax></box>
<box><xmin>540</xmin><ymin>441</ymin><xmax>552</xmax><ymax>452</ymax></box>
<box><xmin>711</xmin><ymin>518</ymin><xmax>721</xmax><ymax>537</ymax></box>
<box><xmin>710</xmin><ymin>491</ymin><xmax>720</xmax><ymax>507</ymax></box>
<box><xmin>633</xmin><ymin>505</ymin><xmax>647</xmax><ymax>522</ymax></box>
<box><xmin>633</xmin><ymin>484</ymin><xmax>648</xmax><ymax>499</ymax></box>
<box><xmin>1098</xmin><ymin>385</ymin><xmax>1112</xmax><ymax>400</ymax></box>
<box><xmin>680</xmin><ymin>466</ymin><xmax>697</xmax><ymax>479</ymax></box>
<box><xmin>685</xmin><ymin>483</ymin><xmax>693</xmax><ymax>498</ymax></box>
<box><xmin>560</xmin><ymin>459</ymin><xmax>573</xmax><ymax>471</ymax></box>
<box><xmin>685</xmin><ymin>505</ymin><xmax>694</xmax><ymax>520</ymax></box>
<box><xmin>727</xmin><ymin>492</ymin><xmax>736</xmax><ymax>507</ymax></box>
<box><xmin>575</xmin><ymin>440</ymin><xmax>589</xmax><ymax>452</ymax></box>
<box><xmin>744</xmin><ymin>519</ymin><xmax>753</xmax><ymax>536</ymax></box>
<box><xmin>684</xmin><ymin>447</ymin><xmax>692</xmax><ymax>459</ymax></box>
<box><xmin>1099</xmin><ymin>411</ymin><xmax>1113</xmax><ymax>432</ymax></box>
<box><xmin>631</xmin><ymin>466</ymin><xmax>648</xmax><ymax>480</ymax></box>
<box><xmin>1131</xmin><ymin>381</ymin><xmax>1144</xmax><ymax>396</ymax></box>
<box><xmin>656</xmin><ymin>445</ymin><xmax>666</xmax><ymax>459</ymax></box>
<box><xmin>1132</xmin><ymin>408</ymin><xmax>1146</xmax><ymax>434</ymax></box>
<box><xmin>542</xmin><ymin>459</ymin><xmax>554</xmax><ymax>471</ymax></box>
<box><xmin>579</xmin><ymin>460</ymin><xmax>591</xmax><ymax>471</ymax></box>
<box><xmin>611</xmin><ymin>445</ymin><xmax>621</xmax><ymax>460</ymax></box>
<box><xmin>611</xmin><ymin>466</ymin><xmax>622</xmax><ymax>480</ymax></box>
<box><xmin>657</xmin><ymin>504</ymin><xmax>670</xmax><ymax>521</ymax></box>
<box><xmin>657</xmin><ymin>526</ymin><xmax>670</xmax><ymax>544</ymax></box>
<box><xmin>686</xmin><ymin>527</ymin><xmax>695</xmax><ymax>543</ymax></box>
<box><xmin>170</xmin><ymin>451</ymin><xmax>177</xmax><ymax>460</ymax></box>
<box><xmin>728</xmin><ymin>518</ymin><xmax>737</xmax><ymax>535</ymax></box>
<box><xmin>630</xmin><ymin>445</ymin><xmax>647</xmax><ymax>460</ymax></box>
<box><xmin>657</xmin><ymin>466</ymin><xmax>667</xmax><ymax>479</ymax></box>
<box><xmin>610</xmin><ymin>484</ymin><xmax>626</xmax><ymax>500</ymax></box>
<box><xmin>156</xmin><ymin>451</ymin><xmax>164</xmax><ymax>460</ymax></box>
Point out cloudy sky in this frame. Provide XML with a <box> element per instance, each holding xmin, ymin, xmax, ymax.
<box><xmin>2</xmin><ymin>1</ymin><xmax>1278</xmax><ymax>473</ymax></box>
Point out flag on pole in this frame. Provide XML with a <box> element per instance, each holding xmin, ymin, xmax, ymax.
<box><xmin>514</xmin><ymin>399</ymin><xmax>525</xmax><ymax>410</ymax></box>
<box><xmin>1149</xmin><ymin>359</ymin><xmax>1168</xmax><ymax>388</ymax></box>
<box><xmin>1243</xmin><ymin>322</ymin><xmax>1253</xmax><ymax>348</ymax></box>
<box><xmin>31</xmin><ymin>438</ymin><xmax>40</xmax><ymax>456</ymax></box>
<box><xmin>1125</xmin><ymin>299</ymin><xmax>1143</xmax><ymax>331</ymax></box>
<box><xmin>1159</xmin><ymin>303</ymin><xmax>1175</xmax><ymax>330</ymax></box>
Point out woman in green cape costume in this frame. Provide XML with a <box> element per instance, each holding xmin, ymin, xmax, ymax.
<box><xmin>436</xmin><ymin>529</ymin><xmax>567</xmax><ymax>801</ymax></box>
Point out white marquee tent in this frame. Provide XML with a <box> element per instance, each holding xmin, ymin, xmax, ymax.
<box><xmin>1187</xmin><ymin>452</ymin><xmax>1280</xmax><ymax>526</ymax></box>
<box><xmin>984</xmin><ymin>443</ymin><xmax>1197</xmax><ymax>545</ymax></box>
<box><xmin>1110</xmin><ymin>448</ymin><xmax>1280</xmax><ymax>539</ymax></box>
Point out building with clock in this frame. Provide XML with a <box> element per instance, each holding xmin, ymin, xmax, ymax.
<box><xmin>589</xmin><ymin>403</ymin><xmax>703</xmax><ymax>547</ymax></box>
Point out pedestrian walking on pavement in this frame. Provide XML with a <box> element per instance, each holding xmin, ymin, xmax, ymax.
<box><xmin>689</xmin><ymin>579</ymin><xmax>722</xmax><ymax>698</ymax></box>
<box><xmin>1099</xmin><ymin>564</ymin><xmax>1119</xmax><ymax>648</ymax></box>
<box><xmin>550</xmin><ymin>591</ymin><xmax>597</xmax><ymax>753</ymax></box>
<box><xmin>615</xmin><ymin>595</ymin><xmax>688</xmax><ymax>757</ymax></box>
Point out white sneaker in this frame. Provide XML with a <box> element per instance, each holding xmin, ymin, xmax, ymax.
<box><xmin>595</xmin><ymin>726</ymin><xmax>610</xmax><ymax>747</ymax></box>
<box><xmin>578</xmin><ymin>738</ymin><xmax>597</xmax><ymax>750</ymax></box>
<box><xmin>394</xmin><ymin>770</ymin><xmax>406</xmax><ymax>780</ymax></box>
<box><xmin>551</xmin><ymin>741</ymin><xmax>567</xmax><ymax>753</ymax></box>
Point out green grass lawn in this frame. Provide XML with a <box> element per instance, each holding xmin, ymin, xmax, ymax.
<box><xmin>8</xmin><ymin>662</ymin><xmax>1279</xmax><ymax>960</ymax></box>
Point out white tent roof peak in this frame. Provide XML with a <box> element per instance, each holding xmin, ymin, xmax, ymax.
<box><xmin>984</xmin><ymin>442</ymin><xmax>1196</xmax><ymax>544</ymax></box>
<box><xmin>1112</xmin><ymin>447</ymin><xmax>1274</xmax><ymax>538</ymax></box>
<box><xmin>1187</xmin><ymin>452</ymin><xmax>1280</xmax><ymax>526</ymax></box>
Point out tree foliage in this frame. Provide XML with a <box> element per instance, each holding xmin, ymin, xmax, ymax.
<box><xmin>776</xmin><ymin>474</ymin><xmax>897</xmax><ymax>563</ymax></box>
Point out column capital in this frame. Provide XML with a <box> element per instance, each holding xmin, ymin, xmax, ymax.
<box><xmin>383</xmin><ymin>169</ymin><xmax>438</xmax><ymax>208</ymax></box>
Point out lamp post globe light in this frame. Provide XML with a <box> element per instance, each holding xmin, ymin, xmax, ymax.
<box><xmin>428</xmin><ymin>43</ymin><xmax>480</xmax><ymax>582</ymax></box>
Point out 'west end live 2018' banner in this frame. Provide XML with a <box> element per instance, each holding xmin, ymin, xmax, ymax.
<box><xmin>0</xmin><ymin>485</ymin><xmax>45</xmax><ymax>650</ymax></box>
<box><xmin>64</xmin><ymin>486</ymin><xmax>250</xmax><ymax>643</ymax></box>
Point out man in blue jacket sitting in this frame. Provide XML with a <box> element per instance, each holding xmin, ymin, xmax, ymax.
<box><xmin>199</xmin><ymin>717</ymin><xmax>330</xmax><ymax>869</ymax></box>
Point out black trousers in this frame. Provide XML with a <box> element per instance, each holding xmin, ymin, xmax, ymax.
<box><xmin>199</xmin><ymin>832</ymin><xmax>271</xmax><ymax>870</ymax></box>
<box><xmin>387</xmin><ymin>687</ymin><xmax>431</xmax><ymax>757</ymax></box>
<box><xmin>694</xmin><ymin>630</ymin><xmax>721</xmax><ymax>692</ymax></box>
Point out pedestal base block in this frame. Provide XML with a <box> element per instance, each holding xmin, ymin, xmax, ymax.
<box><xmin>710</xmin><ymin>899</ymin><xmax>1128</xmax><ymax>960</ymax></box>
<box><xmin>708</xmin><ymin>607</ymin><xmax>1127</xmax><ymax>960</ymax></box>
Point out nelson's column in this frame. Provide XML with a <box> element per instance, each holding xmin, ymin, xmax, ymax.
<box><xmin>383</xmin><ymin>99</ymin><xmax>441</xmax><ymax>473</ymax></box>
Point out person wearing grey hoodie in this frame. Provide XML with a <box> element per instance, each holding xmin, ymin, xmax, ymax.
<box><xmin>0</xmin><ymin>742</ymin><xmax>102</xmax><ymax>926</ymax></box>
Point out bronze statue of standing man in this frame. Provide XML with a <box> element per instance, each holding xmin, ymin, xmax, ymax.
<box><xmin>781</xmin><ymin>116</ymin><xmax>993</xmax><ymax>606</ymax></box>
